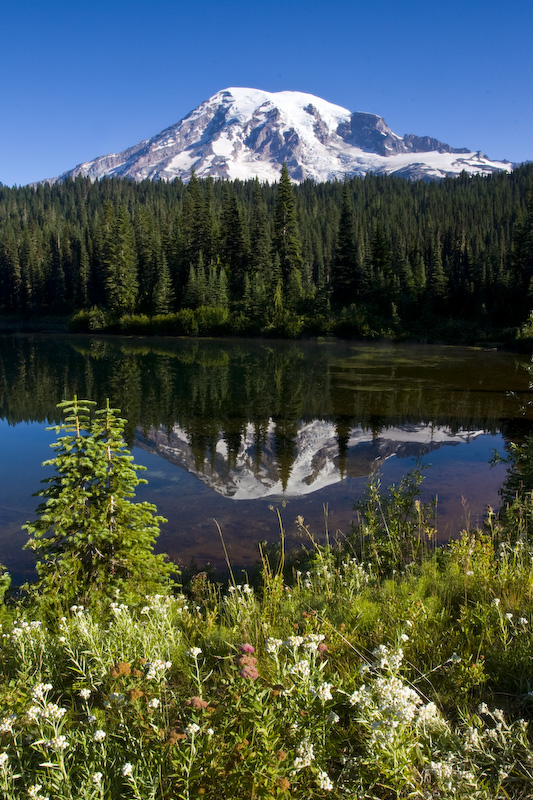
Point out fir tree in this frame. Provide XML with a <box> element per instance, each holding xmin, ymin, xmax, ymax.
<box><xmin>104</xmin><ymin>206</ymin><xmax>138</xmax><ymax>315</ymax></box>
<box><xmin>273</xmin><ymin>164</ymin><xmax>303</xmax><ymax>305</ymax></box>
<box><xmin>24</xmin><ymin>397</ymin><xmax>175</xmax><ymax>606</ymax></box>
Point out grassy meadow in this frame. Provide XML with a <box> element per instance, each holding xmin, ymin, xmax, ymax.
<box><xmin>2</xmin><ymin>404</ymin><xmax>533</xmax><ymax>798</ymax></box>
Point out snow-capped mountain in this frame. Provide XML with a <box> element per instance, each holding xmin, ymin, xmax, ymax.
<box><xmin>49</xmin><ymin>88</ymin><xmax>513</xmax><ymax>184</ymax></box>
<box><xmin>136</xmin><ymin>420</ymin><xmax>484</xmax><ymax>501</ymax></box>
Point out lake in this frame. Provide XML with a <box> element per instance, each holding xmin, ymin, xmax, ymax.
<box><xmin>1</xmin><ymin>333</ymin><xmax>533</xmax><ymax>584</ymax></box>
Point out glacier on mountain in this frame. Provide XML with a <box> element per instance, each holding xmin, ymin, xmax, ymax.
<box><xmin>48</xmin><ymin>87</ymin><xmax>513</xmax><ymax>185</ymax></box>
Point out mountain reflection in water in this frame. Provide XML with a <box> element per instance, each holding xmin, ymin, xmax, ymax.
<box><xmin>1</xmin><ymin>334</ymin><xmax>533</xmax><ymax>581</ymax></box>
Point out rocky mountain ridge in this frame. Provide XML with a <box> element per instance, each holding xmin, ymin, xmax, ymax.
<box><xmin>48</xmin><ymin>88</ymin><xmax>513</xmax><ymax>184</ymax></box>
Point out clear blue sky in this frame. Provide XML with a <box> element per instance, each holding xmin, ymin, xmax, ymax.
<box><xmin>2</xmin><ymin>0</ymin><xmax>532</xmax><ymax>187</ymax></box>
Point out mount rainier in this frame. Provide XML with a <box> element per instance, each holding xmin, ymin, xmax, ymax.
<box><xmin>49</xmin><ymin>87</ymin><xmax>513</xmax><ymax>184</ymax></box>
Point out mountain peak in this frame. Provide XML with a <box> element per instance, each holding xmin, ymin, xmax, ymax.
<box><xmin>48</xmin><ymin>87</ymin><xmax>513</xmax><ymax>185</ymax></box>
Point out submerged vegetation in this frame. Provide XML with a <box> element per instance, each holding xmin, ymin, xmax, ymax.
<box><xmin>1</xmin><ymin>400</ymin><xmax>533</xmax><ymax>797</ymax></box>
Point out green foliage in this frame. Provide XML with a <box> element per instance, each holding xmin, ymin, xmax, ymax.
<box><xmin>23</xmin><ymin>397</ymin><xmax>176</xmax><ymax>607</ymax></box>
<box><xmin>350</xmin><ymin>465</ymin><xmax>437</xmax><ymax>576</ymax></box>
<box><xmin>3</xmin><ymin>164</ymin><xmax>533</xmax><ymax>340</ymax></box>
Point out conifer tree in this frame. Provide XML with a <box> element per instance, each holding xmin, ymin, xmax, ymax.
<box><xmin>153</xmin><ymin>252</ymin><xmax>175</xmax><ymax>314</ymax></box>
<box><xmin>24</xmin><ymin>397</ymin><xmax>175</xmax><ymax>606</ymax></box>
<box><xmin>104</xmin><ymin>206</ymin><xmax>138</xmax><ymax>315</ymax></box>
<box><xmin>331</xmin><ymin>183</ymin><xmax>359</xmax><ymax>304</ymax></box>
<box><xmin>273</xmin><ymin>164</ymin><xmax>303</xmax><ymax>305</ymax></box>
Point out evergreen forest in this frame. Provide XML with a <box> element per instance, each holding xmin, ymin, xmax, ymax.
<box><xmin>1</xmin><ymin>163</ymin><xmax>533</xmax><ymax>340</ymax></box>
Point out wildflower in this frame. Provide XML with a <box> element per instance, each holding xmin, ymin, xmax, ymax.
<box><xmin>206</xmin><ymin>727</ymin><xmax>214</xmax><ymax>735</ymax></box>
<box><xmin>186</xmin><ymin>723</ymin><xmax>201</xmax><ymax>735</ymax></box>
<box><xmin>400</xmin><ymin>633</ymin><xmax>409</xmax><ymax>642</ymax></box>
<box><xmin>289</xmin><ymin>660</ymin><xmax>311</xmax><ymax>679</ymax></box>
<box><xmin>317</xmin><ymin>770</ymin><xmax>334</xmax><ymax>791</ymax></box>
<box><xmin>0</xmin><ymin>714</ymin><xmax>17</xmax><ymax>733</ymax></box>
<box><xmin>239</xmin><ymin>665</ymin><xmax>259</xmax><ymax>679</ymax></box>
<box><xmin>79</xmin><ymin>688</ymin><xmax>91</xmax><ymax>700</ymax></box>
<box><xmin>266</xmin><ymin>637</ymin><xmax>283</xmax><ymax>653</ymax></box>
<box><xmin>314</xmin><ymin>682</ymin><xmax>333</xmax><ymax>702</ymax></box>
<box><xmin>285</xmin><ymin>635</ymin><xmax>305</xmax><ymax>648</ymax></box>
<box><xmin>145</xmin><ymin>660</ymin><xmax>171</xmax><ymax>680</ymax></box>
<box><xmin>27</xmin><ymin>703</ymin><xmax>66</xmax><ymax>722</ymax></box>
<box><xmin>32</xmin><ymin>683</ymin><xmax>53</xmax><ymax>700</ymax></box>
<box><xmin>187</xmin><ymin>647</ymin><xmax>202</xmax><ymax>658</ymax></box>
<box><xmin>121</xmin><ymin>763</ymin><xmax>133</xmax><ymax>778</ymax></box>
<box><xmin>148</xmin><ymin>698</ymin><xmax>160</xmax><ymax>709</ymax></box>
<box><xmin>48</xmin><ymin>735</ymin><xmax>69</xmax><ymax>750</ymax></box>
<box><xmin>94</xmin><ymin>730</ymin><xmax>106</xmax><ymax>742</ymax></box>
<box><xmin>240</xmin><ymin>643</ymin><xmax>255</xmax><ymax>654</ymax></box>
<box><xmin>92</xmin><ymin>772</ymin><xmax>103</xmax><ymax>785</ymax></box>
<box><xmin>185</xmin><ymin>696</ymin><xmax>209</xmax><ymax>710</ymax></box>
<box><xmin>492</xmin><ymin>598</ymin><xmax>500</xmax><ymax>607</ymax></box>
<box><xmin>519</xmin><ymin>617</ymin><xmax>529</xmax><ymax>625</ymax></box>
<box><xmin>0</xmin><ymin>752</ymin><xmax>8</xmax><ymax>767</ymax></box>
<box><xmin>327</xmin><ymin>711</ymin><xmax>340</xmax><ymax>723</ymax></box>
<box><xmin>293</xmin><ymin>739</ymin><xmax>314</xmax><ymax>769</ymax></box>
<box><xmin>28</xmin><ymin>785</ymin><xmax>49</xmax><ymax>800</ymax></box>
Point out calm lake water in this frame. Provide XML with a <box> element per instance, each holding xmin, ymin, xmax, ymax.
<box><xmin>1</xmin><ymin>333</ymin><xmax>533</xmax><ymax>584</ymax></box>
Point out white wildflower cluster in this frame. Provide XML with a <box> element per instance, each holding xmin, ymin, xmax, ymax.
<box><xmin>371</xmin><ymin>644</ymin><xmax>403</xmax><ymax>670</ymax></box>
<box><xmin>69</xmin><ymin>604</ymin><xmax>85</xmax><ymax>615</ymax></box>
<box><xmin>293</xmin><ymin>739</ymin><xmax>315</xmax><ymax>769</ymax></box>
<box><xmin>0</xmin><ymin>752</ymin><xmax>9</xmax><ymax>768</ymax></box>
<box><xmin>349</xmin><ymin>673</ymin><xmax>448</xmax><ymax>740</ymax></box>
<box><xmin>45</xmin><ymin>734</ymin><xmax>69</xmax><ymax>750</ymax></box>
<box><xmin>93</xmin><ymin>729</ymin><xmax>106</xmax><ymax>742</ymax></box>
<box><xmin>145</xmin><ymin>659</ymin><xmax>172</xmax><ymax>680</ymax></box>
<box><xmin>79</xmin><ymin>688</ymin><xmax>91</xmax><ymax>701</ymax></box>
<box><xmin>186</xmin><ymin>647</ymin><xmax>202</xmax><ymax>658</ymax></box>
<box><xmin>27</xmin><ymin>702</ymin><xmax>67</xmax><ymax>723</ymax></box>
<box><xmin>224</xmin><ymin>583</ymin><xmax>254</xmax><ymax>607</ymax></box>
<box><xmin>430</xmin><ymin>757</ymin><xmax>476</xmax><ymax>793</ymax></box>
<box><xmin>109</xmin><ymin>601</ymin><xmax>129</xmax><ymax>615</ymax></box>
<box><xmin>341</xmin><ymin>557</ymin><xmax>372</xmax><ymax>588</ymax></box>
<box><xmin>92</xmin><ymin>772</ymin><xmax>103</xmax><ymax>785</ymax></box>
<box><xmin>8</xmin><ymin>619</ymin><xmax>43</xmax><ymax>644</ymax></box>
<box><xmin>32</xmin><ymin>683</ymin><xmax>53</xmax><ymax>701</ymax></box>
<box><xmin>148</xmin><ymin>697</ymin><xmax>160</xmax><ymax>709</ymax></box>
<box><xmin>121</xmin><ymin>762</ymin><xmax>133</xmax><ymax>778</ymax></box>
<box><xmin>288</xmin><ymin>660</ymin><xmax>311</xmax><ymax>679</ymax></box>
<box><xmin>316</xmin><ymin>769</ymin><xmax>334</xmax><ymax>791</ymax></box>
<box><xmin>185</xmin><ymin>722</ymin><xmax>201</xmax><ymax>735</ymax></box>
<box><xmin>283</xmin><ymin>633</ymin><xmax>325</xmax><ymax>651</ymax></box>
<box><xmin>0</xmin><ymin>714</ymin><xmax>16</xmax><ymax>734</ymax></box>
<box><xmin>27</xmin><ymin>785</ymin><xmax>49</xmax><ymax>800</ymax></box>
<box><xmin>265</xmin><ymin>637</ymin><xmax>283</xmax><ymax>654</ymax></box>
<box><xmin>27</xmin><ymin>685</ymin><xmax>67</xmax><ymax>724</ymax></box>
<box><xmin>285</xmin><ymin>635</ymin><xmax>305</xmax><ymax>648</ymax></box>
<box><xmin>303</xmin><ymin>633</ymin><xmax>326</xmax><ymax>652</ymax></box>
<box><xmin>313</xmin><ymin>682</ymin><xmax>334</xmax><ymax>702</ymax></box>
<box><xmin>141</xmin><ymin>593</ymin><xmax>188</xmax><ymax>616</ymax></box>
